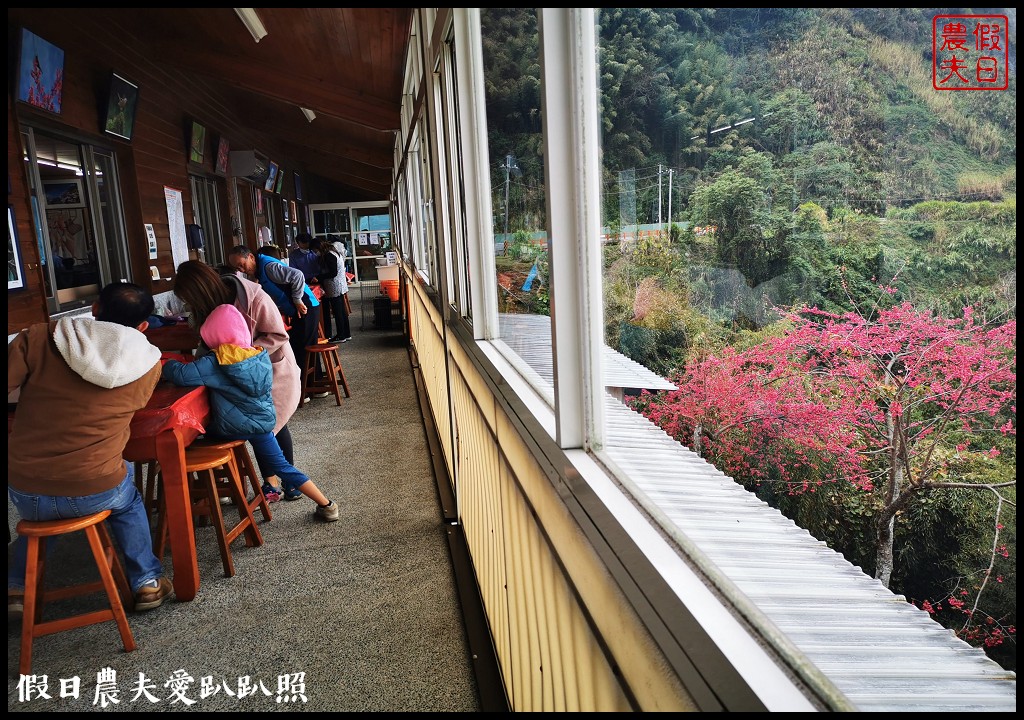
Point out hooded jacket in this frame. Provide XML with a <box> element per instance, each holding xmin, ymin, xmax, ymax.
<box><xmin>162</xmin><ymin>305</ymin><xmax>276</xmax><ymax>438</ymax></box>
<box><xmin>211</xmin><ymin>272</ymin><xmax>300</xmax><ymax>433</ymax></box>
<box><xmin>8</xmin><ymin>317</ymin><xmax>162</xmax><ymax>496</ymax></box>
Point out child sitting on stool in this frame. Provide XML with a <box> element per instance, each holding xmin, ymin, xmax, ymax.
<box><xmin>162</xmin><ymin>303</ymin><xmax>339</xmax><ymax>522</ymax></box>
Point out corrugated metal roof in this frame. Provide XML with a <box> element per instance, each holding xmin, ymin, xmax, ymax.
<box><xmin>499</xmin><ymin>313</ymin><xmax>676</xmax><ymax>391</ymax></box>
<box><xmin>603</xmin><ymin>399</ymin><xmax>1017</xmax><ymax>712</ymax></box>
<box><xmin>496</xmin><ymin>313</ymin><xmax>1016</xmax><ymax>711</ymax></box>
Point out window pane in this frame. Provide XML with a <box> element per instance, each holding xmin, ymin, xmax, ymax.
<box><xmin>596</xmin><ymin>7</ymin><xmax>1016</xmax><ymax>668</ymax></box>
<box><xmin>480</xmin><ymin>8</ymin><xmax>554</xmax><ymax>401</ymax></box>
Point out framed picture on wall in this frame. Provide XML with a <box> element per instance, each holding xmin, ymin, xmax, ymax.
<box><xmin>293</xmin><ymin>172</ymin><xmax>303</xmax><ymax>202</ymax></box>
<box><xmin>16</xmin><ymin>28</ymin><xmax>64</xmax><ymax>115</ymax></box>
<box><xmin>264</xmin><ymin>162</ymin><xmax>279</xmax><ymax>193</ymax></box>
<box><xmin>102</xmin><ymin>73</ymin><xmax>140</xmax><ymax>141</ymax></box>
<box><xmin>274</xmin><ymin>166</ymin><xmax>285</xmax><ymax>194</ymax></box>
<box><xmin>43</xmin><ymin>179</ymin><xmax>86</xmax><ymax>208</ymax></box>
<box><xmin>189</xmin><ymin>120</ymin><xmax>206</xmax><ymax>164</ymax></box>
<box><xmin>9</xmin><ymin>205</ymin><xmax>26</xmax><ymax>291</ymax></box>
<box><xmin>215</xmin><ymin>136</ymin><xmax>230</xmax><ymax>175</ymax></box>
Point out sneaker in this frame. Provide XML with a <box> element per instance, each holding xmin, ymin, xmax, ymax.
<box><xmin>302</xmin><ymin>397</ymin><xmax>311</xmax><ymax>406</ymax></box>
<box><xmin>8</xmin><ymin>591</ymin><xmax>24</xmax><ymax>621</ymax></box>
<box><xmin>134</xmin><ymin>577</ymin><xmax>173</xmax><ymax>611</ymax></box>
<box><xmin>315</xmin><ymin>501</ymin><xmax>340</xmax><ymax>522</ymax></box>
<box><xmin>283</xmin><ymin>486</ymin><xmax>304</xmax><ymax>501</ymax></box>
<box><xmin>311</xmin><ymin>391</ymin><xmax>331</xmax><ymax>398</ymax></box>
<box><xmin>262</xmin><ymin>483</ymin><xmax>282</xmax><ymax>503</ymax></box>
<box><xmin>340</xmin><ymin>337</ymin><xmax>352</xmax><ymax>343</ymax></box>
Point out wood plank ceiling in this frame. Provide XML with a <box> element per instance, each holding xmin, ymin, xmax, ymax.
<box><xmin>114</xmin><ymin>8</ymin><xmax>413</xmax><ymax>200</ymax></box>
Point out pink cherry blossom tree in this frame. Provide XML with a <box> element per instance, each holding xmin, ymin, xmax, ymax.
<box><xmin>631</xmin><ymin>300</ymin><xmax>1015</xmax><ymax>645</ymax></box>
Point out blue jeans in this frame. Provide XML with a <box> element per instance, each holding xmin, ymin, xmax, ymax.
<box><xmin>245</xmin><ymin>432</ymin><xmax>309</xmax><ymax>493</ymax></box>
<box><xmin>8</xmin><ymin>463</ymin><xmax>163</xmax><ymax>594</ymax></box>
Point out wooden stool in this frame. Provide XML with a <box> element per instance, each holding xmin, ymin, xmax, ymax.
<box><xmin>193</xmin><ymin>438</ymin><xmax>272</xmax><ymax>523</ymax></box>
<box><xmin>302</xmin><ymin>342</ymin><xmax>351</xmax><ymax>405</ymax></box>
<box><xmin>155</xmin><ymin>445</ymin><xmax>263</xmax><ymax>578</ymax></box>
<box><xmin>16</xmin><ymin>510</ymin><xmax>136</xmax><ymax>675</ymax></box>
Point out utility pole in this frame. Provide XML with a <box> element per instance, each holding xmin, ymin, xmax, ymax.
<box><xmin>502</xmin><ymin>154</ymin><xmax>519</xmax><ymax>253</ymax></box>
<box><xmin>667</xmin><ymin>168</ymin><xmax>673</xmax><ymax>239</ymax></box>
<box><xmin>657</xmin><ymin>163</ymin><xmax>663</xmax><ymax>227</ymax></box>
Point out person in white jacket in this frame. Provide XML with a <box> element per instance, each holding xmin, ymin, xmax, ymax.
<box><xmin>8</xmin><ymin>282</ymin><xmax>173</xmax><ymax>614</ymax></box>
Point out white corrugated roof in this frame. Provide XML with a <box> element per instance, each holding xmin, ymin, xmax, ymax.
<box><xmin>497</xmin><ymin>312</ymin><xmax>1016</xmax><ymax>711</ymax></box>
<box><xmin>603</xmin><ymin>399</ymin><xmax>1016</xmax><ymax>712</ymax></box>
<box><xmin>499</xmin><ymin>313</ymin><xmax>676</xmax><ymax>391</ymax></box>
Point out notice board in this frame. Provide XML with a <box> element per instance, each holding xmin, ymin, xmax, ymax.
<box><xmin>164</xmin><ymin>185</ymin><xmax>188</xmax><ymax>273</ymax></box>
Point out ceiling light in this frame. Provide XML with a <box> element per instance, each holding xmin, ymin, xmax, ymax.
<box><xmin>234</xmin><ymin>8</ymin><xmax>268</xmax><ymax>43</ymax></box>
<box><xmin>300</xmin><ymin>107</ymin><xmax>316</xmax><ymax>123</ymax></box>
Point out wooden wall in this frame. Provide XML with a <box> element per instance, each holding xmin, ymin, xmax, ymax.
<box><xmin>7</xmin><ymin>9</ymin><xmax>315</xmax><ymax>333</ymax></box>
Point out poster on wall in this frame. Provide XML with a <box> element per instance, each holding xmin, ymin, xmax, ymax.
<box><xmin>47</xmin><ymin>208</ymin><xmax>89</xmax><ymax>264</ymax></box>
<box><xmin>145</xmin><ymin>223</ymin><xmax>158</xmax><ymax>259</ymax></box>
<box><xmin>103</xmin><ymin>73</ymin><xmax>140</xmax><ymax>141</ymax></box>
<box><xmin>16</xmin><ymin>28</ymin><xmax>64</xmax><ymax>115</ymax></box>
<box><xmin>215</xmin><ymin>137</ymin><xmax>230</xmax><ymax>175</ymax></box>
<box><xmin>43</xmin><ymin>179</ymin><xmax>85</xmax><ymax>208</ymax></box>
<box><xmin>189</xmin><ymin>121</ymin><xmax>206</xmax><ymax>164</ymax></box>
<box><xmin>163</xmin><ymin>186</ymin><xmax>188</xmax><ymax>272</ymax></box>
<box><xmin>264</xmin><ymin>162</ymin><xmax>279</xmax><ymax>193</ymax></box>
<box><xmin>9</xmin><ymin>205</ymin><xmax>26</xmax><ymax>291</ymax></box>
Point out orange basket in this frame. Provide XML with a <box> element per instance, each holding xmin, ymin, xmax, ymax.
<box><xmin>380</xmin><ymin>279</ymin><xmax>400</xmax><ymax>302</ymax></box>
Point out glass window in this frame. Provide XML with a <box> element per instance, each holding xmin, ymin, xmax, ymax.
<box><xmin>438</xmin><ymin>33</ymin><xmax>472</xmax><ymax>318</ymax></box>
<box><xmin>591</xmin><ymin>7</ymin><xmax>1016</xmax><ymax>669</ymax></box>
<box><xmin>23</xmin><ymin>129</ymin><xmax>133</xmax><ymax>314</ymax></box>
<box><xmin>479</xmin><ymin>8</ymin><xmax>554</xmax><ymax>401</ymax></box>
<box><xmin>189</xmin><ymin>174</ymin><xmax>225</xmax><ymax>268</ymax></box>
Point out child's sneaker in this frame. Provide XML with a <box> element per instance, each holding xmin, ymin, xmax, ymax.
<box><xmin>283</xmin><ymin>486</ymin><xmax>303</xmax><ymax>501</ymax></box>
<box><xmin>261</xmin><ymin>483</ymin><xmax>282</xmax><ymax>503</ymax></box>
<box><xmin>315</xmin><ymin>501</ymin><xmax>339</xmax><ymax>522</ymax></box>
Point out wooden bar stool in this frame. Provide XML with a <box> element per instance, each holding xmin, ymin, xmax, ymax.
<box><xmin>192</xmin><ymin>438</ymin><xmax>272</xmax><ymax>523</ymax></box>
<box><xmin>155</xmin><ymin>445</ymin><xmax>263</xmax><ymax>578</ymax></box>
<box><xmin>16</xmin><ymin>510</ymin><xmax>136</xmax><ymax>675</ymax></box>
<box><xmin>302</xmin><ymin>342</ymin><xmax>351</xmax><ymax>406</ymax></box>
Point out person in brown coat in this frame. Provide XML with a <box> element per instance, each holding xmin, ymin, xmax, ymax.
<box><xmin>8</xmin><ymin>282</ymin><xmax>172</xmax><ymax>615</ymax></box>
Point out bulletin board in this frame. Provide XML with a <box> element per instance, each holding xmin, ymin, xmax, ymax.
<box><xmin>164</xmin><ymin>185</ymin><xmax>188</xmax><ymax>272</ymax></box>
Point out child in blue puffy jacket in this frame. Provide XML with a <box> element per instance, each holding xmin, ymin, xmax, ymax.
<box><xmin>162</xmin><ymin>303</ymin><xmax>338</xmax><ymax>522</ymax></box>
